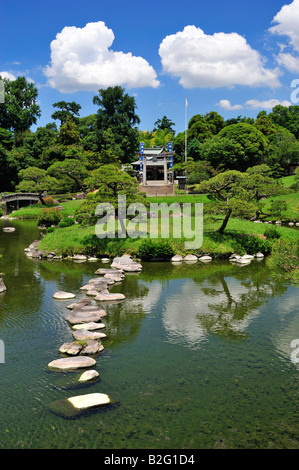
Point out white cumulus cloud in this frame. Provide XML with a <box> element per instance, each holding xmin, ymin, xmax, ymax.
<box><xmin>44</xmin><ymin>21</ymin><xmax>160</xmax><ymax>92</ymax></box>
<box><xmin>217</xmin><ymin>99</ymin><xmax>243</xmax><ymax>110</ymax></box>
<box><xmin>0</xmin><ymin>71</ymin><xmax>17</xmax><ymax>81</ymax></box>
<box><xmin>158</xmin><ymin>25</ymin><xmax>280</xmax><ymax>89</ymax></box>
<box><xmin>245</xmin><ymin>98</ymin><xmax>291</xmax><ymax>109</ymax></box>
<box><xmin>270</xmin><ymin>0</ymin><xmax>299</xmax><ymax>72</ymax></box>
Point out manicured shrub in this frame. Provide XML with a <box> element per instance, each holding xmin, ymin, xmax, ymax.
<box><xmin>231</xmin><ymin>234</ymin><xmax>272</xmax><ymax>255</ymax></box>
<box><xmin>264</xmin><ymin>227</ymin><xmax>281</xmax><ymax>240</ymax></box>
<box><xmin>138</xmin><ymin>239</ymin><xmax>175</xmax><ymax>260</ymax></box>
<box><xmin>46</xmin><ymin>226</ymin><xmax>56</xmax><ymax>233</ymax></box>
<box><xmin>58</xmin><ymin>217</ymin><xmax>75</xmax><ymax>228</ymax></box>
<box><xmin>37</xmin><ymin>207</ymin><xmax>62</xmax><ymax>228</ymax></box>
<box><xmin>37</xmin><ymin>196</ymin><xmax>55</xmax><ymax>205</ymax></box>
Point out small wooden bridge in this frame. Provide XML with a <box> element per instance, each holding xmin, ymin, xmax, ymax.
<box><xmin>0</xmin><ymin>192</ymin><xmax>44</xmax><ymax>214</ymax></box>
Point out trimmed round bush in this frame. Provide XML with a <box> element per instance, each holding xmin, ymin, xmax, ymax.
<box><xmin>58</xmin><ymin>217</ymin><xmax>75</xmax><ymax>228</ymax></box>
<box><xmin>37</xmin><ymin>208</ymin><xmax>62</xmax><ymax>228</ymax></box>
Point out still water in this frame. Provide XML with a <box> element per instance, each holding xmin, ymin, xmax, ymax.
<box><xmin>0</xmin><ymin>219</ymin><xmax>298</xmax><ymax>449</ymax></box>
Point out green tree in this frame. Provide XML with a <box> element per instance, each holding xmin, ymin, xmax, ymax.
<box><xmin>51</xmin><ymin>101</ymin><xmax>81</xmax><ymax>126</ymax></box>
<box><xmin>93</xmin><ymin>86</ymin><xmax>140</xmax><ymax>163</ymax></box>
<box><xmin>16</xmin><ymin>167</ymin><xmax>61</xmax><ymax>202</ymax></box>
<box><xmin>54</xmin><ymin>116</ymin><xmax>81</xmax><ymax>146</ymax></box>
<box><xmin>77</xmin><ymin>164</ymin><xmax>147</xmax><ymax>232</ymax></box>
<box><xmin>153</xmin><ymin>115</ymin><xmax>175</xmax><ymax>133</ymax></box>
<box><xmin>198</xmin><ymin>171</ymin><xmax>256</xmax><ymax>233</ymax></box>
<box><xmin>245</xmin><ymin>164</ymin><xmax>287</xmax><ymax>219</ymax></box>
<box><xmin>204</xmin><ymin>111</ymin><xmax>224</xmax><ymax>135</ymax></box>
<box><xmin>211</xmin><ymin>123</ymin><xmax>267</xmax><ymax>171</ymax></box>
<box><xmin>269</xmin><ymin>105</ymin><xmax>299</xmax><ymax>139</ymax></box>
<box><xmin>47</xmin><ymin>159</ymin><xmax>88</xmax><ymax>193</ymax></box>
<box><xmin>0</xmin><ymin>76</ymin><xmax>41</xmax><ymax>145</ymax></box>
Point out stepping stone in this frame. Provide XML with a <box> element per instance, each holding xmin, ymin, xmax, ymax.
<box><xmin>3</xmin><ymin>227</ymin><xmax>15</xmax><ymax>232</ymax></box>
<box><xmin>254</xmin><ymin>253</ymin><xmax>264</xmax><ymax>258</ymax></box>
<box><xmin>66</xmin><ymin>309</ymin><xmax>107</xmax><ymax>325</ymax></box>
<box><xmin>95</xmin><ymin>268</ymin><xmax>124</xmax><ymax>275</ymax></box>
<box><xmin>241</xmin><ymin>254</ymin><xmax>254</xmax><ymax>260</ymax></box>
<box><xmin>81</xmin><ymin>340</ymin><xmax>104</xmax><ymax>355</ymax></box>
<box><xmin>68</xmin><ymin>393</ymin><xmax>110</xmax><ymax>410</ymax></box>
<box><xmin>72</xmin><ymin>322</ymin><xmax>105</xmax><ymax>331</ymax></box>
<box><xmin>72</xmin><ymin>329</ymin><xmax>107</xmax><ymax>341</ymax></box>
<box><xmin>101</xmin><ymin>258</ymin><xmax>110</xmax><ymax>263</ymax></box>
<box><xmin>111</xmin><ymin>256</ymin><xmax>142</xmax><ymax>272</ymax></box>
<box><xmin>73</xmin><ymin>255</ymin><xmax>87</xmax><ymax>260</ymax></box>
<box><xmin>59</xmin><ymin>342</ymin><xmax>82</xmax><ymax>355</ymax></box>
<box><xmin>53</xmin><ymin>291</ymin><xmax>76</xmax><ymax>300</ymax></box>
<box><xmin>88</xmin><ymin>257</ymin><xmax>99</xmax><ymax>261</ymax></box>
<box><xmin>49</xmin><ymin>392</ymin><xmax>110</xmax><ymax>418</ymax></box>
<box><xmin>48</xmin><ymin>356</ymin><xmax>96</xmax><ymax>370</ymax></box>
<box><xmin>67</xmin><ymin>299</ymin><xmax>93</xmax><ymax>309</ymax></box>
<box><xmin>86</xmin><ymin>289</ymin><xmax>100</xmax><ymax>297</ymax></box>
<box><xmin>234</xmin><ymin>258</ymin><xmax>252</xmax><ymax>265</ymax></box>
<box><xmin>78</xmin><ymin>370</ymin><xmax>99</xmax><ymax>383</ymax></box>
<box><xmin>95</xmin><ymin>292</ymin><xmax>125</xmax><ymax>302</ymax></box>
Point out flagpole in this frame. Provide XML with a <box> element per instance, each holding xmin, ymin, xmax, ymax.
<box><xmin>185</xmin><ymin>98</ymin><xmax>188</xmax><ymax>194</ymax></box>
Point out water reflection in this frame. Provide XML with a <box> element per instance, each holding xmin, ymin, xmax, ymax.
<box><xmin>135</xmin><ymin>262</ymin><xmax>290</xmax><ymax>347</ymax></box>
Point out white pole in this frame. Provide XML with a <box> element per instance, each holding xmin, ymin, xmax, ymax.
<box><xmin>185</xmin><ymin>98</ymin><xmax>188</xmax><ymax>194</ymax></box>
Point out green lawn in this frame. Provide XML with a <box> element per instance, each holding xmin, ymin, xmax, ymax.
<box><xmin>279</xmin><ymin>175</ymin><xmax>296</xmax><ymax>187</ymax></box>
<box><xmin>261</xmin><ymin>192</ymin><xmax>299</xmax><ymax>222</ymax></box>
<box><xmin>8</xmin><ymin>200</ymin><xmax>83</xmax><ymax>219</ymax></box>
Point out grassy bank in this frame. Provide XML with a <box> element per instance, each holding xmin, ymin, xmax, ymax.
<box><xmin>38</xmin><ymin>212</ymin><xmax>298</xmax><ymax>257</ymax></box>
<box><xmin>8</xmin><ymin>200</ymin><xmax>83</xmax><ymax>219</ymax></box>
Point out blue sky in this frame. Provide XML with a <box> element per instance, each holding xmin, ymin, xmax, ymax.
<box><xmin>1</xmin><ymin>0</ymin><xmax>299</xmax><ymax>134</ymax></box>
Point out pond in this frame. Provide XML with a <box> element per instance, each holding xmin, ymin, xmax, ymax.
<box><xmin>0</xmin><ymin>219</ymin><xmax>298</xmax><ymax>449</ymax></box>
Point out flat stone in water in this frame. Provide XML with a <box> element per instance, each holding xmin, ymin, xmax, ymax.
<box><xmin>72</xmin><ymin>322</ymin><xmax>105</xmax><ymax>331</ymax></box>
<box><xmin>53</xmin><ymin>291</ymin><xmax>76</xmax><ymax>300</ymax></box>
<box><xmin>59</xmin><ymin>342</ymin><xmax>82</xmax><ymax>355</ymax></box>
<box><xmin>68</xmin><ymin>393</ymin><xmax>110</xmax><ymax>410</ymax></box>
<box><xmin>78</xmin><ymin>370</ymin><xmax>99</xmax><ymax>383</ymax></box>
<box><xmin>67</xmin><ymin>299</ymin><xmax>93</xmax><ymax>309</ymax></box>
<box><xmin>66</xmin><ymin>309</ymin><xmax>107</xmax><ymax>325</ymax></box>
<box><xmin>81</xmin><ymin>340</ymin><xmax>104</xmax><ymax>355</ymax></box>
<box><xmin>95</xmin><ymin>292</ymin><xmax>125</xmax><ymax>301</ymax></box>
<box><xmin>48</xmin><ymin>356</ymin><xmax>96</xmax><ymax>370</ymax></box>
<box><xmin>72</xmin><ymin>329</ymin><xmax>107</xmax><ymax>341</ymax></box>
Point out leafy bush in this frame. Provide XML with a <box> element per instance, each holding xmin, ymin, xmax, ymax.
<box><xmin>58</xmin><ymin>217</ymin><xmax>75</xmax><ymax>228</ymax></box>
<box><xmin>37</xmin><ymin>207</ymin><xmax>62</xmax><ymax>228</ymax></box>
<box><xmin>264</xmin><ymin>227</ymin><xmax>281</xmax><ymax>240</ymax></box>
<box><xmin>81</xmin><ymin>234</ymin><xmax>109</xmax><ymax>256</ymax></box>
<box><xmin>37</xmin><ymin>196</ymin><xmax>55</xmax><ymax>205</ymax></box>
<box><xmin>269</xmin><ymin>200</ymin><xmax>287</xmax><ymax>219</ymax></box>
<box><xmin>46</xmin><ymin>226</ymin><xmax>56</xmax><ymax>233</ymax></box>
<box><xmin>231</xmin><ymin>234</ymin><xmax>272</xmax><ymax>255</ymax></box>
<box><xmin>266</xmin><ymin>239</ymin><xmax>299</xmax><ymax>284</ymax></box>
<box><xmin>138</xmin><ymin>239</ymin><xmax>175</xmax><ymax>260</ymax></box>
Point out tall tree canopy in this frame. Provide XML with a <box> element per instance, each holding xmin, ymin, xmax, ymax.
<box><xmin>51</xmin><ymin>101</ymin><xmax>81</xmax><ymax>126</ymax></box>
<box><xmin>0</xmin><ymin>76</ymin><xmax>41</xmax><ymax>144</ymax></box>
<box><xmin>93</xmin><ymin>86</ymin><xmax>140</xmax><ymax>163</ymax></box>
